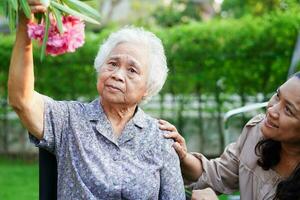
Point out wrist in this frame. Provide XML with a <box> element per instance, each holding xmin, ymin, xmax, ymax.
<box><xmin>180</xmin><ymin>152</ymin><xmax>189</xmax><ymax>163</ymax></box>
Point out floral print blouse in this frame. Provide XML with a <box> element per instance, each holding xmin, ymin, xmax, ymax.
<box><xmin>30</xmin><ymin>97</ymin><xmax>185</xmax><ymax>200</ymax></box>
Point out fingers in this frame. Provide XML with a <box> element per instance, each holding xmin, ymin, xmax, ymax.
<box><xmin>164</xmin><ymin>132</ymin><xmax>185</xmax><ymax>144</ymax></box>
<box><xmin>27</xmin><ymin>0</ymin><xmax>47</xmax><ymax>13</ymax></box>
<box><xmin>28</xmin><ymin>0</ymin><xmax>43</xmax><ymax>5</ymax></box>
<box><xmin>158</xmin><ymin>119</ymin><xmax>178</xmax><ymax>132</ymax></box>
<box><xmin>173</xmin><ymin>142</ymin><xmax>187</xmax><ymax>160</ymax></box>
<box><xmin>159</xmin><ymin>119</ymin><xmax>188</xmax><ymax>160</ymax></box>
<box><xmin>30</xmin><ymin>5</ymin><xmax>47</xmax><ymax>13</ymax></box>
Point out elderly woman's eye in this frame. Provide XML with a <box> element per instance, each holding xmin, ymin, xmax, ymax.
<box><xmin>128</xmin><ymin>68</ymin><xmax>137</xmax><ymax>73</ymax></box>
<box><xmin>110</xmin><ymin>62</ymin><xmax>117</xmax><ymax>67</ymax></box>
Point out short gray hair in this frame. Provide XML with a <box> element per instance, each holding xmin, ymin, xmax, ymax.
<box><xmin>94</xmin><ymin>27</ymin><xmax>168</xmax><ymax>102</ymax></box>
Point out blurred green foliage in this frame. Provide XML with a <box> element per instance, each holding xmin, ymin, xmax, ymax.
<box><xmin>160</xmin><ymin>11</ymin><xmax>300</xmax><ymax>98</ymax></box>
<box><xmin>222</xmin><ymin>0</ymin><xmax>300</xmax><ymax>18</ymax></box>
<box><xmin>151</xmin><ymin>0</ymin><xmax>300</xmax><ymax>28</ymax></box>
<box><xmin>152</xmin><ymin>0</ymin><xmax>202</xmax><ymax>27</ymax></box>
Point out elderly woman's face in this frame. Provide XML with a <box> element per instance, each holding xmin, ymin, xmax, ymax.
<box><xmin>97</xmin><ymin>42</ymin><xmax>149</xmax><ymax>106</ymax></box>
<box><xmin>261</xmin><ymin>77</ymin><xmax>300</xmax><ymax>144</ymax></box>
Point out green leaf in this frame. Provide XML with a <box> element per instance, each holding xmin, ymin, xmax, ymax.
<box><xmin>52</xmin><ymin>7</ymin><xmax>64</xmax><ymax>34</ymax></box>
<box><xmin>4</xmin><ymin>0</ymin><xmax>9</xmax><ymax>17</ymax></box>
<box><xmin>41</xmin><ymin>12</ymin><xmax>50</xmax><ymax>61</ymax></box>
<box><xmin>9</xmin><ymin>0</ymin><xmax>18</xmax><ymax>11</ymax></box>
<box><xmin>63</xmin><ymin>0</ymin><xmax>101</xmax><ymax>20</ymax></box>
<box><xmin>7</xmin><ymin>2</ymin><xmax>16</xmax><ymax>32</ymax></box>
<box><xmin>51</xmin><ymin>1</ymin><xmax>100</xmax><ymax>25</ymax></box>
<box><xmin>34</xmin><ymin>13</ymin><xmax>44</xmax><ymax>24</ymax></box>
<box><xmin>19</xmin><ymin>0</ymin><xmax>31</xmax><ymax>18</ymax></box>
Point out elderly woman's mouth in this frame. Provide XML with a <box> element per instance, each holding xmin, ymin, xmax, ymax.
<box><xmin>106</xmin><ymin>84</ymin><xmax>123</xmax><ymax>92</ymax></box>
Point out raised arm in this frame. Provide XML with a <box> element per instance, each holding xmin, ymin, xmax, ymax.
<box><xmin>8</xmin><ymin>2</ymin><xmax>46</xmax><ymax>140</ymax></box>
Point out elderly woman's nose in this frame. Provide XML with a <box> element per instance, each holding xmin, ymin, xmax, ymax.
<box><xmin>111</xmin><ymin>68</ymin><xmax>125</xmax><ymax>81</ymax></box>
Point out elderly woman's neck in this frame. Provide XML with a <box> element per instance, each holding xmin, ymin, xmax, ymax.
<box><xmin>104</xmin><ymin>104</ymin><xmax>136</xmax><ymax>121</ymax></box>
<box><xmin>101</xmin><ymin>100</ymin><xmax>137</xmax><ymax>136</ymax></box>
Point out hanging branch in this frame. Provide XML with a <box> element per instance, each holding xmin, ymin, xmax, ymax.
<box><xmin>4</xmin><ymin>0</ymin><xmax>101</xmax><ymax>61</ymax></box>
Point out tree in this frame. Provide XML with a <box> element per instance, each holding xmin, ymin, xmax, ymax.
<box><xmin>221</xmin><ymin>0</ymin><xmax>299</xmax><ymax>18</ymax></box>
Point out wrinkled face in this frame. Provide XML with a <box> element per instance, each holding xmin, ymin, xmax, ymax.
<box><xmin>97</xmin><ymin>42</ymin><xmax>149</xmax><ymax>106</ymax></box>
<box><xmin>261</xmin><ymin>77</ymin><xmax>300</xmax><ymax>144</ymax></box>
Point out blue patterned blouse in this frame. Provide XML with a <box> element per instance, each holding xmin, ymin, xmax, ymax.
<box><xmin>30</xmin><ymin>97</ymin><xmax>185</xmax><ymax>200</ymax></box>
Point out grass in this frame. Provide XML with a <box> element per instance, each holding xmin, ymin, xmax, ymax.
<box><xmin>0</xmin><ymin>157</ymin><xmax>38</xmax><ymax>200</ymax></box>
<box><xmin>219</xmin><ymin>193</ymin><xmax>240</xmax><ymax>200</ymax></box>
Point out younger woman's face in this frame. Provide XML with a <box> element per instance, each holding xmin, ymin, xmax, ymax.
<box><xmin>261</xmin><ymin>76</ymin><xmax>300</xmax><ymax>145</ymax></box>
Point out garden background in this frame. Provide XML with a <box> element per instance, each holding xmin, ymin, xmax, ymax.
<box><xmin>0</xmin><ymin>0</ymin><xmax>300</xmax><ymax>199</ymax></box>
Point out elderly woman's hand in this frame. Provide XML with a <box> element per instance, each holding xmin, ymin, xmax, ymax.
<box><xmin>18</xmin><ymin>0</ymin><xmax>47</xmax><ymax>27</ymax></box>
<box><xmin>159</xmin><ymin>119</ymin><xmax>188</xmax><ymax>161</ymax></box>
<box><xmin>28</xmin><ymin>0</ymin><xmax>47</xmax><ymax>13</ymax></box>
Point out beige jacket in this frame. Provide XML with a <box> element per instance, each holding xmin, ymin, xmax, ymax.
<box><xmin>190</xmin><ymin>114</ymin><xmax>282</xmax><ymax>200</ymax></box>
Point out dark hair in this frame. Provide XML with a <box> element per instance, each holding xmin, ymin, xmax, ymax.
<box><xmin>255</xmin><ymin>139</ymin><xmax>281</xmax><ymax>170</ymax></box>
<box><xmin>275</xmin><ymin>163</ymin><xmax>300</xmax><ymax>200</ymax></box>
<box><xmin>255</xmin><ymin>139</ymin><xmax>300</xmax><ymax>200</ymax></box>
<box><xmin>255</xmin><ymin>72</ymin><xmax>300</xmax><ymax>200</ymax></box>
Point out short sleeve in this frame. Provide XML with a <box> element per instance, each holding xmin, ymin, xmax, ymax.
<box><xmin>29</xmin><ymin>96</ymin><xmax>69</xmax><ymax>155</ymax></box>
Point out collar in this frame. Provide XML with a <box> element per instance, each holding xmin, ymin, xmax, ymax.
<box><xmin>85</xmin><ymin>98</ymin><xmax>147</xmax><ymax>129</ymax></box>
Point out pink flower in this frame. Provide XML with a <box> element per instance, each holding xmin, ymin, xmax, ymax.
<box><xmin>27</xmin><ymin>22</ymin><xmax>45</xmax><ymax>41</ymax></box>
<box><xmin>27</xmin><ymin>15</ymin><xmax>85</xmax><ymax>56</ymax></box>
<box><xmin>62</xmin><ymin>16</ymin><xmax>85</xmax><ymax>53</ymax></box>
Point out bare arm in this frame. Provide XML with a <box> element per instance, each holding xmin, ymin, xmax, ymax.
<box><xmin>159</xmin><ymin>120</ymin><xmax>203</xmax><ymax>182</ymax></box>
<box><xmin>8</xmin><ymin>2</ymin><xmax>46</xmax><ymax>140</ymax></box>
<box><xmin>180</xmin><ymin>153</ymin><xmax>203</xmax><ymax>182</ymax></box>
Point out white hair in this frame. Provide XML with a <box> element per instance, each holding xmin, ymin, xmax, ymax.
<box><xmin>94</xmin><ymin>27</ymin><xmax>168</xmax><ymax>103</ymax></box>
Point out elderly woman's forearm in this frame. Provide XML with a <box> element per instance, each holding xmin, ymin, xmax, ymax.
<box><xmin>8</xmin><ymin>14</ymin><xmax>35</xmax><ymax>109</ymax></box>
<box><xmin>181</xmin><ymin>153</ymin><xmax>203</xmax><ymax>182</ymax></box>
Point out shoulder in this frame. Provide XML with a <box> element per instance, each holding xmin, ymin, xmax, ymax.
<box><xmin>242</xmin><ymin>114</ymin><xmax>265</xmax><ymax>141</ymax></box>
<box><xmin>238</xmin><ymin>114</ymin><xmax>264</xmax><ymax>154</ymax></box>
<box><xmin>239</xmin><ymin>114</ymin><xmax>265</xmax><ymax>168</ymax></box>
<box><xmin>42</xmin><ymin>95</ymin><xmax>93</xmax><ymax>117</ymax></box>
<box><xmin>42</xmin><ymin>95</ymin><xmax>85</xmax><ymax>108</ymax></box>
<box><xmin>140</xmin><ymin>112</ymin><xmax>175</xmax><ymax>149</ymax></box>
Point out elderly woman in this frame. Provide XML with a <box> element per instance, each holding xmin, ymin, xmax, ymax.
<box><xmin>8</xmin><ymin>2</ymin><xmax>185</xmax><ymax>199</ymax></box>
<box><xmin>160</xmin><ymin>72</ymin><xmax>300</xmax><ymax>200</ymax></box>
